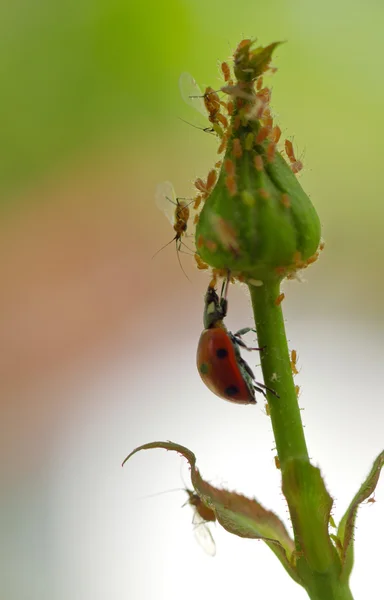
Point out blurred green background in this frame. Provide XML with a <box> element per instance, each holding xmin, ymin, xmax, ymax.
<box><xmin>2</xmin><ymin>3</ymin><xmax>384</xmax><ymax>599</ymax></box>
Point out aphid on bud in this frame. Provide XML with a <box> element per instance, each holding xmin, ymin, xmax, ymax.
<box><xmin>281</xmin><ymin>194</ymin><xmax>291</xmax><ymax>208</ymax></box>
<box><xmin>266</xmin><ymin>141</ymin><xmax>277</xmax><ymax>163</ymax></box>
<box><xmin>232</xmin><ymin>138</ymin><xmax>243</xmax><ymax>159</ymax></box>
<box><xmin>274</xmin><ymin>456</ymin><xmax>281</xmax><ymax>470</ymax></box>
<box><xmin>224</xmin><ymin>158</ymin><xmax>236</xmax><ymax>177</ymax></box>
<box><xmin>206</xmin><ymin>169</ymin><xmax>217</xmax><ymax>191</ymax></box>
<box><xmin>179</xmin><ymin>73</ymin><xmax>228</xmax><ymax>133</ymax></box>
<box><xmin>194</xmin><ymin>195</ymin><xmax>202</xmax><ymax>210</ymax></box>
<box><xmin>259</xmin><ymin>188</ymin><xmax>270</xmax><ymax>200</ymax></box>
<box><xmin>256</xmin><ymin>77</ymin><xmax>263</xmax><ymax>91</ymax></box>
<box><xmin>270</xmin><ymin>125</ymin><xmax>281</xmax><ymax>144</ymax></box>
<box><xmin>193</xmin><ymin>214</ymin><xmax>199</xmax><ymax>225</ymax></box>
<box><xmin>295</xmin><ymin>384</ymin><xmax>301</xmax><ymax>397</ymax></box>
<box><xmin>254</xmin><ymin>155</ymin><xmax>264</xmax><ymax>172</ymax></box>
<box><xmin>226</xmin><ymin>101</ymin><xmax>234</xmax><ymax>116</ymax></box>
<box><xmin>210</xmin><ymin>215</ymin><xmax>239</xmax><ymax>256</ymax></box>
<box><xmin>217</xmin><ymin>136</ymin><xmax>227</xmax><ymax>154</ymax></box>
<box><xmin>194</xmin><ymin>253</ymin><xmax>209</xmax><ymax>270</ymax></box>
<box><xmin>275</xmin><ymin>292</ymin><xmax>285</xmax><ymax>306</ymax></box>
<box><xmin>285</xmin><ymin>139</ymin><xmax>303</xmax><ymax>174</ymax></box>
<box><xmin>195</xmin><ymin>169</ymin><xmax>217</xmax><ymax>199</ymax></box>
<box><xmin>221</xmin><ymin>61</ymin><xmax>231</xmax><ymax>82</ymax></box>
<box><xmin>256</xmin><ymin>127</ymin><xmax>270</xmax><ymax>144</ymax></box>
<box><xmin>261</xmin><ymin>107</ymin><xmax>273</xmax><ymax>130</ymax></box>
<box><xmin>225</xmin><ymin>175</ymin><xmax>237</xmax><ymax>197</ymax></box>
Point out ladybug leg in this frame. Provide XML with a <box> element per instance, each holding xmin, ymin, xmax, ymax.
<box><xmin>254</xmin><ymin>382</ymin><xmax>280</xmax><ymax>399</ymax></box>
<box><xmin>234</xmin><ymin>327</ymin><xmax>256</xmax><ymax>337</ymax></box>
<box><xmin>233</xmin><ymin>328</ymin><xmax>266</xmax><ymax>352</ymax></box>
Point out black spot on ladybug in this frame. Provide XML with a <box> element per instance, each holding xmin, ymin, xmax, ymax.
<box><xmin>199</xmin><ymin>363</ymin><xmax>210</xmax><ymax>375</ymax></box>
<box><xmin>225</xmin><ymin>385</ymin><xmax>239</xmax><ymax>396</ymax></box>
<box><xmin>216</xmin><ymin>348</ymin><xmax>228</xmax><ymax>359</ymax></box>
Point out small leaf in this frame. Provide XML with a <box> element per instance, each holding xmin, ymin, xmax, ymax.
<box><xmin>123</xmin><ymin>441</ymin><xmax>302</xmax><ymax>585</ymax></box>
<box><xmin>337</xmin><ymin>450</ymin><xmax>384</xmax><ymax>582</ymax></box>
<box><xmin>282</xmin><ymin>458</ymin><xmax>340</xmax><ymax>574</ymax></box>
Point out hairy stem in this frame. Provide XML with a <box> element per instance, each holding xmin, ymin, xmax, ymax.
<box><xmin>248</xmin><ymin>280</ymin><xmax>355</xmax><ymax>600</ymax></box>
<box><xmin>248</xmin><ymin>280</ymin><xmax>308</xmax><ymax>467</ymax></box>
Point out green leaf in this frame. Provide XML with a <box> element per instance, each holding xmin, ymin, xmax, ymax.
<box><xmin>337</xmin><ymin>450</ymin><xmax>384</xmax><ymax>582</ymax></box>
<box><xmin>123</xmin><ymin>441</ymin><xmax>302</xmax><ymax>585</ymax></box>
<box><xmin>282</xmin><ymin>458</ymin><xmax>340</xmax><ymax>574</ymax></box>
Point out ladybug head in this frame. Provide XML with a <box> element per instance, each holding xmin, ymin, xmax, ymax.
<box><xmin>203</xmin><ymin>285</ymin><xmax>227</xmax><ymax>329</ymax></box>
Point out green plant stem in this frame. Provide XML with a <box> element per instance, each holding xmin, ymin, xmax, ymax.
<box><xmin>248</xmin><ymin>280</ymin><xmax>355</xmax><ymax>600</ymax></box>
<box><xmin>248</xmin><ymin>280</ymin><xmax>308</xmax><ymax>467</ymax></box>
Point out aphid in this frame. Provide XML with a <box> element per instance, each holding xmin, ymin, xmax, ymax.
<box><xmin>281</xmin><ymin>193</ymin><xmax>291</xmax><ymax>208</ymax></box>
<box><xmin>221</xmin><ymin>61</ymin><xmax>231</xmax><ymax>82</ymax></box>
<box><xmin>224</xmin><ymin>158</ymin><xmax>235</xmax><ymax>177</ymax></box>
<box><xmin>365</xmin><ymin>496</ymin><xmax>376</xmax><ymax>506</ymax></box>
<box><xmin>194</xmin><ymin>169</ymin><xmax>217</xmax><ymax>199</ymax></box>
<box><xmin>194</xmin><ymin>253</ymin><xmax>209</xmax><ymax>270</ymax></box>
<box><xmin>274</xmin><ymin>456</ymin><xmax>281</xmax><ymax>470</ymax></box>
<box><xmin>270</xmin><ymin>125</ymin><xmax>282</xmax><ymax>144</ymax></box>
<box><xmin>266</xmin><ymin>141</ymin><xmax>277</xmax><ymax>163</ymax></box>
<box><xmin>210</xmin><ymin>215</ymin><xmax>239</xmax><ymax>255</ymax></box>
<box><xmin>193</xmin><ymin>195</ymin><xmax>202</xmax><ymax>210</ymax></box>
<box><xmin>225</xmin><ymin>175</ymin><xmax>237</xmax><ymax>197</ymax></box>
<box><xmin>295</xmin><ymin>384</ymin><xmax>300</xmax><ymax>397</ymax></box>
<box><xmin>254</xmin><ymin>155</ymin><xmax>264</xmax><ymax>172</ymax></box>
<box><xmin>184</xmin><ymin>489</ymin><xmax>217</xmax><ymax>556</ymax></box>
<box><xmin>261</xmin><ymin>107</ymin><xmax>273</xmax><ymax>130</ymax></box>
<box><xmin>193</xmin><ymin>214</ymin><xmax>199</xmax><ymax>225</ymax></box>
<box><xmin>285</xmin><ymin>139</ymin><xmax>303</xmax><ymax>174</ymax></box>
<box><xmin>143</xmin><ymin>484</ymin><xmax>216</xmax><ymax>556</ymax></box>
<box><xmin>232</xmin><ymin>138</ymin><xmax>243</xmax><ymax>159</ymax></box>
<box><xmin>256</xmin><ymin>126</ymin><xmax>270</xmax><ymax>144</ymax></box>
<box><xmin>275</xmin><ymin>292</ymin><xmax>285</xmax><ymax>306</ymax></box>
<box><xmin>290</xmin><ymin>349</ymin><xmax>299</xmax><ymax>375</ymax></box>
<box><xmin>196</xmin><ymin>277</ymin><xmax>278</xmax><ymax>404</ymax></box>
<box><xmin>154</xmin><ymin>181</ymin><xmax>193</xmax><ymax>278</ymax></box>
<box><xmin>259</xmin><ymin>188</ymin><xmax>270</xmax><ymax>200</ymax></box>
<box><xmin>256</xmin><ymin>77</ymin><xmax>263</xmax><ymax>91</ymax></box>
<box><xmin>179</xmin><ymin>73</ymin><xmax>228</xmax><ymax>132</ymax></box>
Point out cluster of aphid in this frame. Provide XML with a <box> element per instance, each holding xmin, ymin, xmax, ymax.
<box><xmin>155</xmin><ymin>39</ymin><xmax>310</xmax><ymax>287</ymax></box>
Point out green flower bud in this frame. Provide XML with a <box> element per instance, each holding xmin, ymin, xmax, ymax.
<box><xmin>195</xmin><ymin>41</ymin><xmax>321</xmax><ymax>284</ymax></box>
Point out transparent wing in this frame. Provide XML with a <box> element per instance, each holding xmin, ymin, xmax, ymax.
<box><xmin>155</xmin><ymin>181</ymin><xmax>177</xmax><ymax>226</ymax></box>
<box><xmin>179</xmin><ymin>72</ymin><xmax>207</xmax><ymax>117</ymax></box>
<box><xmin>192</xmin><ymin>511</ymin><xmax>216</xmax><ymax>557</ymax></box>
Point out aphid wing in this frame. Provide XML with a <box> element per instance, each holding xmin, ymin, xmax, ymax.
<box><xmin>192</xmin><ymin>511</ymin><xmax>216</xmax><ymax>557</ymax></box>
<box><xmin>155</xmin><ymin>181</ymin><xmax>177</xmax><ymax>225</ymax></box>
<box><xmin>179</xmin><ymin>72</ymin><xmax>207</xmax><ymax>117</ymax></box>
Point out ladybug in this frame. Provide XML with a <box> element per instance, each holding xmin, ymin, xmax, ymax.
<box><xmin>196</xmin><ymin>278</ymin><xmax>277</xmax><ymax>404</ymax></box>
